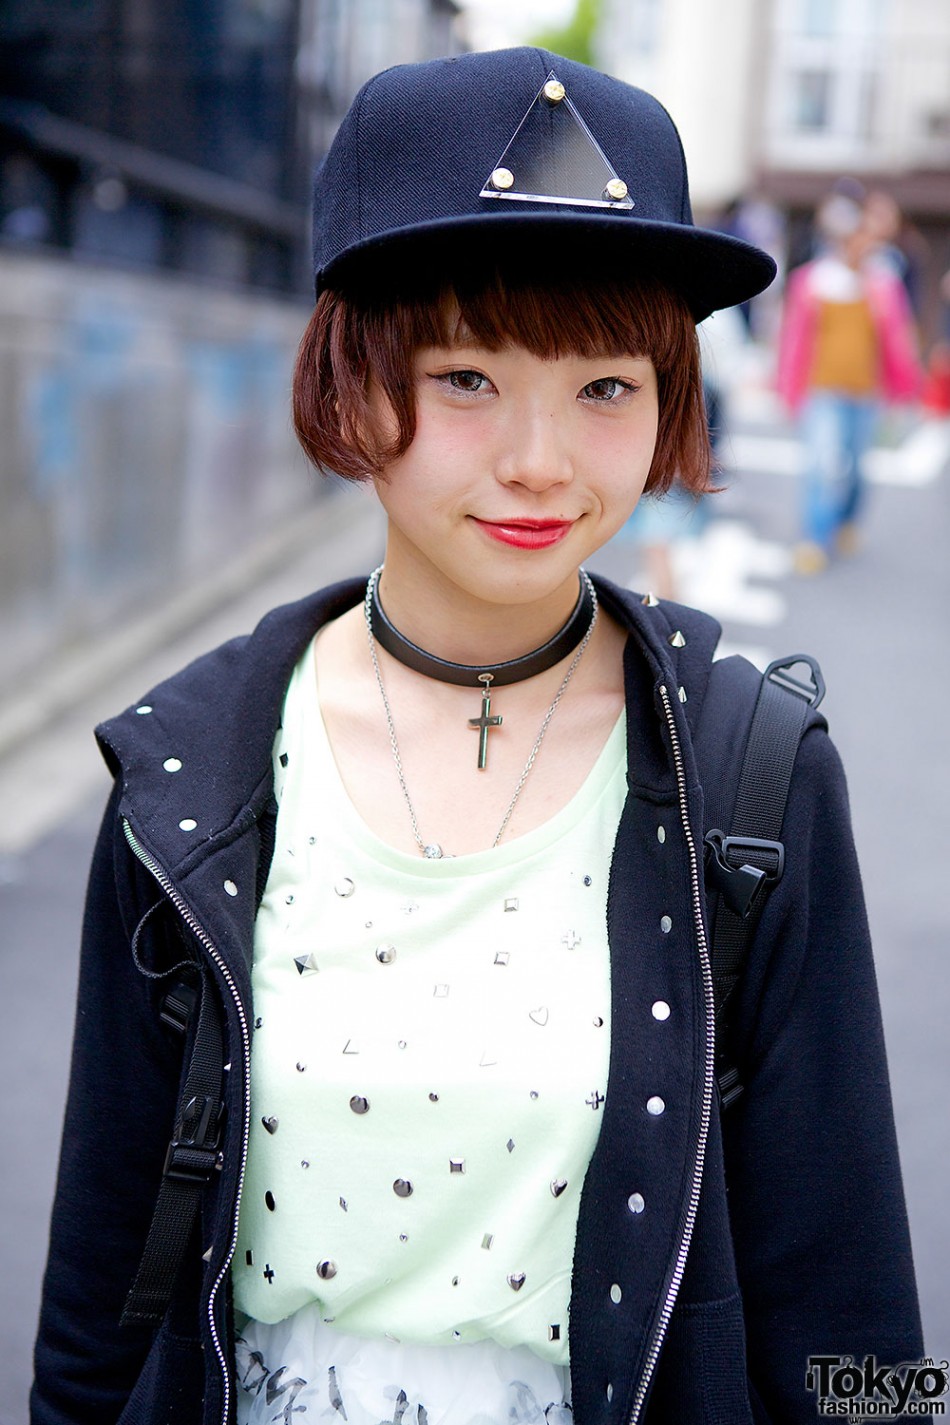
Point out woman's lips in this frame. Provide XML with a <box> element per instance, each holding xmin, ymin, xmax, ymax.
<box><xmin>473</xmin><ymin>518</ymin><xmax>575</xmax><ymax>549</ymax></box>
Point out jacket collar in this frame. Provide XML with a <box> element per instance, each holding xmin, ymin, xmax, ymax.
<box><xmin>97</xmin><ymin>573</ymin><xmax>722</xmax><ymax>881</ymax></box>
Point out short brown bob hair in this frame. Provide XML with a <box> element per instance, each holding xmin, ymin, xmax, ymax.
<box><xmin>293</xmin><ymin>265</ymin><xmax>712</xmax><ymax>496</ymax></box>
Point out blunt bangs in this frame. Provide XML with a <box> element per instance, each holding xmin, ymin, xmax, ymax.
<box><xmin>293</xmin><ymin>268</ymin><xmax>712</xmax><ymax>495</ymax></box>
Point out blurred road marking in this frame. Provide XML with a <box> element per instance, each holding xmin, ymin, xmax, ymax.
<box><xmin>714</xmin><ymin>639</ymin><xmax>775</xmax><ymax>672</ymax></box>
<box><xmin>622</xmin><ymin>517</ymin><xmax>785</xmax><ymax>669</ymax></box>
<box><xmin>726</xmin><ymin>418</ymin><xmax>950</xmax><ymax>488</ymax></box>
<box><xmin>672</xmin><ymin>519</ymin><xmax>791</xmax><ymax>627</ymax></box>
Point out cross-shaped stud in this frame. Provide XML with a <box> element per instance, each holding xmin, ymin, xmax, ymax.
<box><xmin>263</xmin><ymin>1263</ymin><xmax>275</xmax><ymax>1283</ymax></box>
<box><xmin>561</xmin><ymin>929</ymin><xmax>581</xmax><ymax>950</ymax></box>
<box><xmin>586</xmin><ymin>1090</ymin><xmax>605</xmax><ymax>1111</ymax></box>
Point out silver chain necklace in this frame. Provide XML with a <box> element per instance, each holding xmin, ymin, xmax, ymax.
<box><xmin>363</xmin><ymin>567</ymin><xmax>599</xmax><ymax>858</ymax></box>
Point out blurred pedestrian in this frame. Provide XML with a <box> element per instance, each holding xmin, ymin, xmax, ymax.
<box><xmin>776</xmin><ymin>191</ymin><xmax>921</xmax><ymax>573</ymax></box>
<box><xmin>714</xmin><ymin>195</ymin><xmax>786</xmax><ymax>339</ymax></box>
<box><xmin>863</xmin><ymin>188</ymin><xmax>929</xmax><ymax>323</ymax></box>
<box><xmin>922</xmin><ymin>268</ymin><xmax>950</xmax><ymax>418</ymax></box>
<box><xmin>615</xmin><ymin>304</ymin><xmax>747</xmax><ymax>601</ymax></box>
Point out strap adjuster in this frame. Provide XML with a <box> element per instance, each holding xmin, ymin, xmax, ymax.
<box><xmin>159</xmin><ymin>981</ymin><xmax>198</xmax><ymax>1036</ymax></box>
<box><xmin>704</xmin><ymin>829</ymin><xmax>786</xmax><ymax>918</ymax></box>
<box><xmin>163</xmin><ymin>1094</ymin><xmax>222</xmax><ymax>1184</ymax></box>
<box><xmin>717</xmin><ymin>1065</ymin><xmax>744</xmax><ymax>1108</ymax></box>
<box><xmin>765</xmin><ymin>653</ymin><xmax>825</xmax><ymax>709</ymax></box>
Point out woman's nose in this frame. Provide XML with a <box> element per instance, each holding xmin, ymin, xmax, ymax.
<box><xmin>495</xmin><ymin>406</ymin><xmax>574</xmax><ymax>491</ymax></box>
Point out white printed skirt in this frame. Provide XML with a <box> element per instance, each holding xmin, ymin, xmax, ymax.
<box><xmin>235</xmin><ymin>1306</ymin><xmax>573</xmax><ymax>1425</ymax></box>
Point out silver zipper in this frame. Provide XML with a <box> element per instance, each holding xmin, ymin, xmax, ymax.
<box><xmin>626</xmin><ymin>685</ymin><xmax>717</xmax><ymax>1425</ymax></box>
<box><xmin>123</xmin><ymin>817</ymin><xmax>251</xmax><ymax>1425</ymax></box>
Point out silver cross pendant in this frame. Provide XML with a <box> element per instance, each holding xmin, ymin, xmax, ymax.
<box><xmin>468</xmin><ymin>673</ymin><xmax>503</xmax><ymax>770</ymax></box>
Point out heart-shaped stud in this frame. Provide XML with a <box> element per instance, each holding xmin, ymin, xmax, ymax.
<box><xmin>507</xmin><ymin>1271</ymin><xmax>526</xmax><ymax>1291</ymax></box>
<box><xmin>551</xmin><ymin>1178</ymin><xmax>568</xmax><ymax>1198</ymax></box>
<box><xmin>262</xmin><ymin>1115</ymin><xmax>279</xmax><ymax>1134</ymax></box>
<box><xmin>528</xmin><ymin>1007</ymin><xmax>549</xmax><ymax>1027</ymax></box>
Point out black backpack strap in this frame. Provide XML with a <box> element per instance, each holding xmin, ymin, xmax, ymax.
<box><xmin>703</xmin><ymin>653</ymin><xmax>825</xmax><ymax>1109</ymax></box>
<box><xmin>121</xmin><ymin>969</ymin><xmax>224</xmax><ymax>1326</ymax></box>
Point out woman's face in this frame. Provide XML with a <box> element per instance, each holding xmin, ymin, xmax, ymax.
<box><xmin>370</xmin><ymin>341</ymin><xmax>659</xmax><ymax>609</ymax></box>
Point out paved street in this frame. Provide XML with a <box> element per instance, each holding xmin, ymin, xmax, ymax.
<box><xmin>2</xmin><ymin>407</ymin><xmax>949</xmax><ymax>1422</ymax></box>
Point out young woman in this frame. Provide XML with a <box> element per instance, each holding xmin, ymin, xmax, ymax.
<box><xmin>32</xmin><ymin>49</ymin><xmax>924</xmax><ymax>1425</ymax></box>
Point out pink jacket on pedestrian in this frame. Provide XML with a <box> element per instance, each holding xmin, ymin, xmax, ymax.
<box><xmin>776</xmin><ymin>259</ymin><xmax>922</xmax><ymax>413</ymax></box>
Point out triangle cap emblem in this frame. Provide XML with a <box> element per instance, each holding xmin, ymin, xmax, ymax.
<box><xmin>480</xmin><ymin>71</ymin><xmax>634</xmax><ymax>212</ymax></box>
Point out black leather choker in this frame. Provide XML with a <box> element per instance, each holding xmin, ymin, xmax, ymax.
<box><xmin>369</xmin><ymin>572</ymin><xmax>595</xmax><ymax>687</ymax></box>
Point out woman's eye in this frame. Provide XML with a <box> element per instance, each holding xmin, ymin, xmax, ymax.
<box><xmin>445</xmin><ymin>369</ymin><xmax>489</xmax><ymax>394</ymax></box>
<box><xmin>582</xmin><ymin>377</ymin><xmax>637</xmax><ymax>402</ymax></box>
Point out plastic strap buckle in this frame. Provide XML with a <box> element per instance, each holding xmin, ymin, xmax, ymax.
<box><xmin>163</xmin><ymin>1094</ymin><xmax>222</xmax><ymax>1184</ymax></box>
<box><xmin>159</xmin><ymin>981</ymin><xmax>198</xmax><ymax>1036</ymax></box>
<box><xmin>764</xmin><ymin>653</ymin><xmax>826</xmax><ymax>709</ymax></box>
<box><xmin>717</xmin><ymin>1065</ymin><xmax>745</xmax><ymax>1108</ymax></box>
<box><xmin>704</xmin><ymin>830</ymin><xmax>786</xmax><ymax>919</ymax></box>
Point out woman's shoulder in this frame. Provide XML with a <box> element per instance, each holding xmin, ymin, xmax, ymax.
<box><xmin>592</xmin><ymin>575</ymin><xmax>723</xmax><ymax>668</ymax></box>
<box><xmin>98</xmin><ymin>581</ymin><xmax>365</xmax><ymax>746</ymax></box>
<box><xmin>93</xmin><ymin>580</ymin><xmax>367</xmax><ymax>844</ymax></box>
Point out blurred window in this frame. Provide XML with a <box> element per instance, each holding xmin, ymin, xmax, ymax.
<box><xmin>72</xmin><ymin>186</ymin><xmax>164</xmax><ymax>264</ymax></box>
<box><xmin>177</xmin><ymin>216</ymin><xmax>252</xmax><ymax>285</ymax></box>
<box><xmin>801</xmin><ymin>0</ymin><xmax>838</xmax><ymax>36</ymax></box>
<box><xmin>629</xmin><ymin>0</ymin><xmax>662</xmax><ymax>55</ymax></box>
<box><xmin>223</xmin><ymin>0</ymin><xmax>294</xmax><ymax>45</ymax></box>
<box><xmin>793</xmin><ymin>70</ymin><xmax>833</xmax><ymax>130</ymax></box>
<box><xmin>857</xmin><ymin>69</ymin><xmax>879</xmax><ymax>142</ymax></box>
<box><xmin>364</xmin><ymin>0</ymin><xmax>395</xmax><ymax>77</ymax></box>
<box><xmin>864</xmin><ymin>0</ymin><xmax>888</xmax><ymax>33</ymax></box>
<box><xmin>0</xmin><ymin>154</ymin><xmax>55</xmax><ymax>243</ymax></box>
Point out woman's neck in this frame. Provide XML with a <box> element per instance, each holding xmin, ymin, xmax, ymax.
<box><xmin>376</xmin><ymin>555</ymin><xmax>585</xmax><ymax>668</ymax></box>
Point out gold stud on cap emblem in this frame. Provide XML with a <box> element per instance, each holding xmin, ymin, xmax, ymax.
<box><xmin>543</xmin><ymin>79</ymin><xmax>566</xmax><ymax>104</ymax></box>
<box><xmin>490</xmin><ymin>167</ymin><xmax>515</xmax><ymax>191</ymax></box>
<box><xmin>605</xmin><ymin>178</ymin><xmax>629</xmax><ymax>202</ymax></box>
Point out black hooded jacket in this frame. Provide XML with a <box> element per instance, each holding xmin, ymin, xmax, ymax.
<box><xmin>32</xmin><ymin>575</ymin><xmax>924</xmax><ymax>1425</ymax></box>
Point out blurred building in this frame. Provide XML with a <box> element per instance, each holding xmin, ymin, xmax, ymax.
<box><xmin>594</xmin><ymin>0</ymin><xmax>766</xmax><ymax>215</ymax></box>
<box><xmin>0</xmin><ymin>0</ymin><xmax>309</xmax><ymax>293</ymax></box>
<box><xmin>0</xmin><ymin>0</ymin><xmax>465</xmax><ymax>294</ymax></box>
<box><xmin>595</xmin><ymin>0</ymin><xmax>950</xmax><ymax>332</ymax></box>
<box><xmin>0</xmin><ymin>0</ymin><xmax>465</xmax><ymax>723</ymax></box>
<box><xmin>763</xmin><ymin>0</ymin><xmax>950</xmax><ymax>200</ymax></box>
<box><xmin>298</xmin><ymin>0</ymin><xmax>464</xmax><ymax>158</ymax></box>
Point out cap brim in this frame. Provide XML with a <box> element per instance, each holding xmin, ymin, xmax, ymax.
<box><xmin>317</xmin><ymin>210</ymin><xmax>776</xmax><ymax>322</ymax></box>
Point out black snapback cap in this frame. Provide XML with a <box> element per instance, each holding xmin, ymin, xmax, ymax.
<box><xmin>312</xmin><ymin>47</ymin><xmax>776</xmax><ymax>322</ymax></box>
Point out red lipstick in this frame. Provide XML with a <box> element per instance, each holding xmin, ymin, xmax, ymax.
<box><xmin>474</xmin><ymin>518</ymin><xmax>574</xmax><ymax>550</ymax></box>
